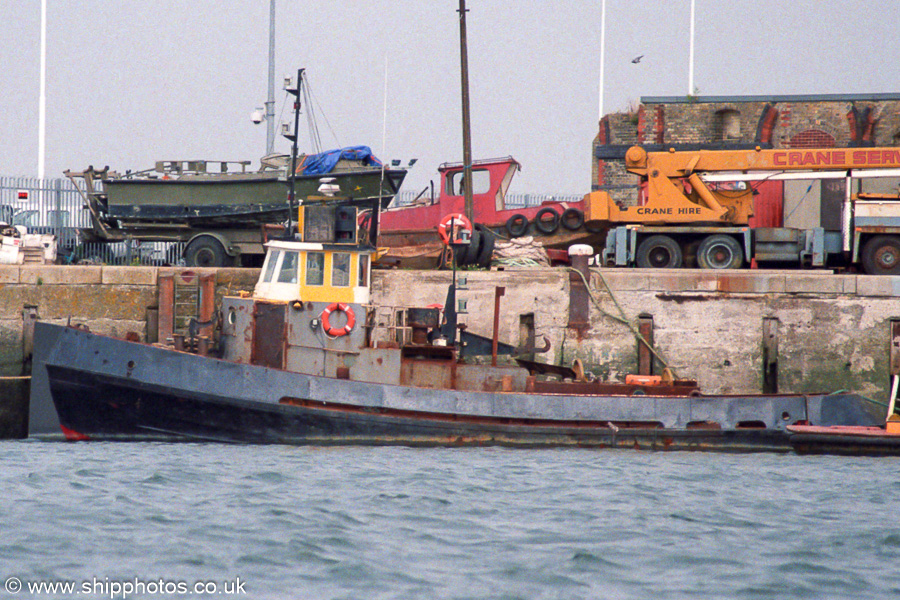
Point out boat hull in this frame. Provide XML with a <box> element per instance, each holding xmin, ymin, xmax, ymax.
<box><xmin>787</xmin><ymin>425</ymin><xmax>900</xmax><ymax>456</ymax></box>
<box><xmin>29</xmin><ymin>323</ymin><xmax>886</xmax><ymax>451</ymax></box>
<box><xmin>104</xmin><ymin>169</ymin><xmax>407</xmax><ymax>225</ymax></box>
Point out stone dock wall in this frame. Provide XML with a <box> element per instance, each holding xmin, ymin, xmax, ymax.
<box><xmin>2</xmin><ymin>265</ymin><xmax>899</xmax><ymax>437</ymax></box>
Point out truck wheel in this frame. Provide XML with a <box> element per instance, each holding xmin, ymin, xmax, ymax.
<box><xmin>636</xmin><ymin>235</ymin><xmax>682</xmax><ymax>268</ymax></box>
<box><xmin>184</xmin><ymin>237</ymin><xmax>228</xmax><ymax>268</ymax></box>
<box><xmin>861</xmin><ymin>235</ymin><xmax>900</xmax><ymax>275</ymax></box>
<box><xmin>697</xmin><ymin>234</ymin><xmax>743</xmax><ymax>269</ymax></box>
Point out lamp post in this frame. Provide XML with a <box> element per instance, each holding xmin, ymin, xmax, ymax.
<box><xmin>688</xmin><ymin>0</ymin><xmax>696</xmax><ymax>95</ymax></box>
<box><xmin>265</xmin><ymin>0</ymin><xmax>276</xmax><ymax>155</ymax></box>
<box><xmin>38</xmin><ymin>0</ymin><xmax>47</xmax><ymax>179</ymax></box>
<box><xmin>598</xmin><ymin>0</ymin><xmax>606</xmax><ymax>121</ymax></box>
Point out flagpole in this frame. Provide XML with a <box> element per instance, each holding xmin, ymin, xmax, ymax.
<box><xmin>688</xmin><ymin>0</ymin><xmax>695</xmax><ymax>95</ymax></box>
<box><xmin>38</xmin><ymin>0</ymin><xmax>47</xmax><ymax>179</ymax></box>
<box><xmin>598</xmin><ymin>0</ymin><xmax>606</xmax><ymax>120</ymax></box>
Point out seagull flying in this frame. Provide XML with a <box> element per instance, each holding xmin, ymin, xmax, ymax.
<box><xmin>631</xmin><ymin>55</ymin><xmax>643</xmax><ymax>64</ymax></box>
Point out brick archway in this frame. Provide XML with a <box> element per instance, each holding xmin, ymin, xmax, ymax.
<box><xmin>788</xmin><ymin>129</ymin><xmax>835</xmax><ymax>148</ymax></box>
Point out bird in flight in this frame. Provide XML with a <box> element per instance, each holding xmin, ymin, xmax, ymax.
<box><xmin>631</xmin><ymin>55</ymin><xmax>643</xmax><ymax>64</ymax></box>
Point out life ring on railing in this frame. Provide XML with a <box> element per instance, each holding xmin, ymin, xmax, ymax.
<box><xmin>437</xmin><ymin>213</ymin><xmax>473</xmax><ymax>245</ymax></box>
<box><xmin>321</xmin><ymin>302</ymin><xmax>356</xmax><ymax>337</ymax></box>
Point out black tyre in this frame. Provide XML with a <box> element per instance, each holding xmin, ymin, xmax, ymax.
<box><xmin>696</xmin><ymin>234</ymin><xmax>744</xmax><ymax>270</ymax></box>
<box><xmin>505</xmin><ymin>213</ymin><xmax>529</xmax><ymax>237</ymax></box>
<box><xmin>534</xmin><ymin>207</ymin><xmax>560</xmax><ymax>234</ymax></box>
<box><xmin>560</xmin><ymin>208</ymin><xmax>585</xmax><ymax>231</ymax></box>
<box><xmin>184</xmin><ymin>236</ymin><xmax>229</xmax><ymax>268</ymax></box>
<box><xmin>636</xmin><ymin>235</ymin><xmax>683</xmax><ymax>269</ymax></box>
<box><xmin>861</xmin><ymin>235</ymin><xmax>900</xmax><ymax>275</ymax></box>
<box><xmin>454</xmin><ymin>230</ymin><xmax>482</xmax><ymax>267</ymax></box>
<box><xmin>475</xmin><ymin>226</ymin><xmax>496</xmax><ymax>268</ymax></box>
<box><xmin>585</xmin><ymin>220</ymin><xmax>606</xmax><ymax>234</ymax></box>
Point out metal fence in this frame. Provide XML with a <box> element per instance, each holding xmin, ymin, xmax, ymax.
<box><xmin>0</xmin><ymin>175</ymin><xmax>181</xmax><ymax>265</ymax></box>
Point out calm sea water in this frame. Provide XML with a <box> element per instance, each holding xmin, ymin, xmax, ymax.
<box><xmin>1</xmin><ymin>440</ymin><xmax>899</xmax><ymax>600</ymax></box>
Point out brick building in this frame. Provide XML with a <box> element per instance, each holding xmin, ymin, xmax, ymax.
<box><xmin>592</xmin><ymin>94</ymin><xmax>900</xmax><ymax>228</ymax></box>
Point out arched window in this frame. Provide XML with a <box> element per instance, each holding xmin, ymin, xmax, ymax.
<box><xmin>714</xmin><ymin>109</ymin><xmax>741</xmax><ymax>140</ymax></box>
<box><xmin>789</xmin><ymin>129</ymin><xmax>835</xmax><ymax>148</ymax></box>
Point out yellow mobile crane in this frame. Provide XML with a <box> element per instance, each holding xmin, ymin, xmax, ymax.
<box><xmin>583</xmin><ymin>145</ymin><xmax>900</xmax><ymax>274</ymax></box>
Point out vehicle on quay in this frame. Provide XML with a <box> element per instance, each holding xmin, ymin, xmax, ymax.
<box><xmin>584</xmin><ymin>145</ymin><xmax>900</xmax><ymax>275</ymax></box>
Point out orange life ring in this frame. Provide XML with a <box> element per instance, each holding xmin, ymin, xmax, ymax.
<box><xmin>321</xmin><ymin>302</ymin><xmax>356</xmax><ymax>337</ymax></box>
<box><xmin>437</xmin><ymin>213</ymin><xmax>473</xmax><ymax>245</ymax></box>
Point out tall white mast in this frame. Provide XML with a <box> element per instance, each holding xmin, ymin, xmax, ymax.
<box><xmin>688</xmin><ymin>0</ymin><xmax>696</xmax><ymax>95</ymax></box>
<box><xmin>265</xmin><ymin>0</ymin><xmax>276</xmax><ymax>155</ymax></box>
<box><xmin>598</xmin><ymin>0</ymin><xmax>606</xmax><ymax>120</ymax></box>
<box><xmin>38</xmin><ymin>0</ymin><xmax>47</xmax><ymax>179</ymax></box>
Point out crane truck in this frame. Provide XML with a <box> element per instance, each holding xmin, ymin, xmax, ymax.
<box><xmin>584</xmin><ymin>145</ymin><xmax>900</xmax><ymax>275</ymax></box>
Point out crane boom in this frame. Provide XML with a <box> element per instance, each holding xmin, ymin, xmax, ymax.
<box><xmin>585</xmin><ymin>145</ymin><xmax>900</xmax><ymax>227</ymax></box>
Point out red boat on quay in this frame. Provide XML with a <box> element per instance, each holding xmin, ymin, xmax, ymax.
<box><xmin>374</xmin><ymin>157</ymin><xmax>602</xmax><ymax>268</ymax></box>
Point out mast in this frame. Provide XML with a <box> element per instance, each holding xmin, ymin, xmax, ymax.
<box><xmin>458</xmin><ymin>0</ymin><xmax>474</xmax><ymax>223</ymax></box>
<box><xmin>284</xmin><ymin>69</ymin><xmax>304</xmax><ymax>234</ymax></box>
<box><xmin>265</xmin><ymin>0</ymin><xmax>276</xmax><ymax>155</ymax></box>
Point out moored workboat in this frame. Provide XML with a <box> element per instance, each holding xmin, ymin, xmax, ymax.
<box><xmin>27</xmin><ymin>203</ymin><xmax>890</xmax><ymax>451</ymax></box>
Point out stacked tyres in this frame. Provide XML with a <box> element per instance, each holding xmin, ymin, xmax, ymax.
<box><xmin>452</xmin><ymin>224</ymin><xmax>496</xmax><ymax>268</ymax></box>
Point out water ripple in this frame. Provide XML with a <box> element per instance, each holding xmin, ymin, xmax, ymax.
<box><xmin>2</xmin><ymin>442</ymin><xmax>900</xmax><ymax>599</ymax></box>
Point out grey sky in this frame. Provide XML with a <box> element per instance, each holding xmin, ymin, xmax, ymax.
<box><xmin>3</xmin><ymin>1</ymin><xmax>899</xmax><ymax>194</ymax></box>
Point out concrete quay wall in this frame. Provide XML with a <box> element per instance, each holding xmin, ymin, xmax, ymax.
<box><xmin>0</xmin><ymin>266</ymin><xmax>259</xmax><ymax>438</ymax></box>
<box><xmin>375</xmin><ymin>268</ymin><xmax>900</xmax><ymax>400</ymax></box>
<box><xmin>2</xmin><ymin>264</ymin><xmax>899</xmax><ymax>436</ymax></box>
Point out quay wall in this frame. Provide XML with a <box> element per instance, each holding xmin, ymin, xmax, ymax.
<box><xmin>2</xmin><ymin>265</ymin><xmax>900</xmax><ymax>437</ymax></box>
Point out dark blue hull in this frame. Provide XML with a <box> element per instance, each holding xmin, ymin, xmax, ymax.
<box><xmin>30</xmin><ymin>323</ymin><xmax>887</xmax><ymax>451</ymax></box>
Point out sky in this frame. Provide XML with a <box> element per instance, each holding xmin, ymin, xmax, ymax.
<box><xmin>3</xmin><ymin>0</ymin><xmax>900</xmax><ymax>195</ymax></box>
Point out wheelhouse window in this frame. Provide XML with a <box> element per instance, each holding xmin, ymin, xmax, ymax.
<box><xmin>332</xmin><ymin>253</ymin><xmax>351</xmax><ymax>287</ymax></box>
<box><xmin>446</xmin><ymin>169</ymin><xmax>490</xmax><ymax>196</ymax></box>
<box><xmin>306</xmin><ymin>252</ymin><xmax>325</xmax><ymax>286</ymax></box>
<box><xmin>262</xmin><ymin>249</ymin><xmax>281</xmax><ymax>283</ymax></box>
<box><xmin>358</xmin><ymin>254</ymin><xmax>369</xmax><ymax>287</ymax></box>
<box><xmin>277</xmin><ymin>250</ymin><xmax>299</xmax><ymax>283</ymax></box>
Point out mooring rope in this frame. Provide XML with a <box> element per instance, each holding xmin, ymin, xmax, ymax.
<box><xmin>564</xmin><ymin>266</ymin><xmax>676</xmax><ymax>377</ymax></box>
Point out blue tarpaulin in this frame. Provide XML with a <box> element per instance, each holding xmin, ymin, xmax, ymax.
<box><xmin>301</xmin><ymin>146</ymin><xmax>382</xmax><ymax>176</ymax></box>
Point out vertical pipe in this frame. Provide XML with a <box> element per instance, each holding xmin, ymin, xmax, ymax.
<box><xmin>491</xmin><ymin>286</ymin><xmax>505</xmax><ymax>367</ymax></box>
<box><xmin>638</xmin><ymin>315</ymin><xmax>654</xmax><ymax>376</ymax></box>
<box><xmin>158</xmin><ymin>274</ymin><xmax>175</xmax><ymax>343</ymax></box>
<box><xmin>688</xmin><ymin>0</ymin><xmax>696</xmax><ymax>96</ymax></box>
<box><xmin>762</xmin><ymin>317</ymin><xmax>779</xmax><ymax>394</ymax></box>
<box><xmin>38</xmin><ymin>0</ymin><xmax>47</xmax><ymax>180</ymax></box>
<box><xmin>519</xmin><ymin>313</ymin><xmax>535</xmax><ymax>362</ymax></box>
<box><xmin>22</xmin><ymin>306</ymin><xmax>38</xmax><ymax>376</ymax></box>
<box><xmin>265</xmin><ymin>0</ymin><xmax>276</xmax><ymax>155</ymax></box>
<box><xmin>458</xmin><ymin>0</ymin><xmax>474</xmax><ymax>223</ymax></box>
<box><xmin>199</xmin><ymin>273</ymin><xmax>216</xmax><ymax>340</ymax></box>
<box><xmin>286</xmin><ymin>69</ymin><xmax>303</xmax><ymax>235</ymax></box>
<box><xmin>598</xmin><ymin>0</ymin><xmax>606</xmax><ymax>121</ymax></box>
